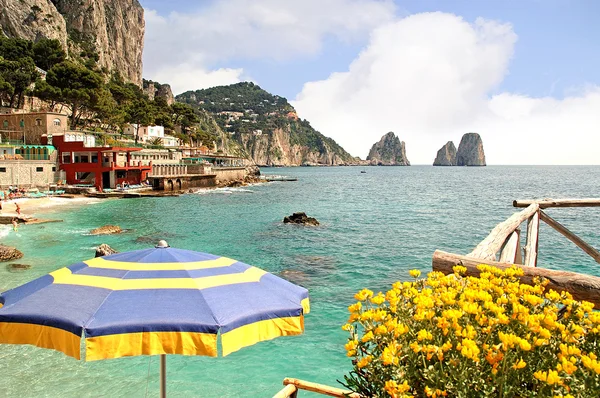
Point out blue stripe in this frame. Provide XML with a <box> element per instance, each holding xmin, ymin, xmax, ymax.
<box><xmin>103</xmin><ymin>248</ymin><xmax>220</xmax><ymax>263</ymax></box>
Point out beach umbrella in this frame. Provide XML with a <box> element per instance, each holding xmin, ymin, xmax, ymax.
<box><xmin>0</xmin><ymin>240</ymin><xmax>310</xmax><ymax>397</ymax></box>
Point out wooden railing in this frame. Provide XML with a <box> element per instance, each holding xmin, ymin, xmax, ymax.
<box><xmin>432</xmin><ymin>198</ymin><xmax>600</xmax><ymax>307</ymax></box>
<box><xmin>272</xmin><ymin>378</ymin><xmax>360</xmax><ymax>398</ymax></box>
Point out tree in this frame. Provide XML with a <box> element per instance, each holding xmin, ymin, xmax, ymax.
<box><xmin>32</xmin><ymin>39</ymin><xmax>66</xmax><ymax>71</ymax></box>
<box><xmin>34</xmin><ymin>61</ymin><xmax>104</xmax><ymax>129</ymax></box>
<box><xmin>0</xmin><ymin>56</ymin><xmax>37</xmax><ymax>108</ymax></box>
<box><xmin>0</xmin><ymin>37</ymin><xmax>33</xmax><ymax>61</ymax></box>
<box><xmin>125</xmin><ymin>99</ymin><xmax>155</xmax><ymax>144</ymax></box>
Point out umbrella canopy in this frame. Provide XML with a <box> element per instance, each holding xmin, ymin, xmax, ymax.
<box><xmin>0</xmin><ymin>242</ymin><xmax>310</xmax><ymax>362</ymax></box>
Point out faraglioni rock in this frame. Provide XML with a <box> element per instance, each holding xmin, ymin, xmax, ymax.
<box><xmin>283</xmin><ymin>212</ymin><xmax>320</xmax><ymax>226</ymax></box>
<box><xmin>90</xmin><ymin>225</ymin><xmax>123</xmax><ymax>235</ymax></box>
<box><xmin>456</xmin><ymin>133</ymin><xmax>486</xmax><ymax>166</ymax></box>
<box><xmin>367</xmin><ymin>132</ymin><xmax>410</xmax><ymax>166</ymax></box>
<box><xmin>433</xmin><ymin>141</ymin><xmax>457</xmax><ymax>166</ymax></box>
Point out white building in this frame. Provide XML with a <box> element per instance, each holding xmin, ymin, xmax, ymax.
<box><xmin>123</xmin><ymin>124</ymin><xmax>165</xmax><ymax>143</ymax></box>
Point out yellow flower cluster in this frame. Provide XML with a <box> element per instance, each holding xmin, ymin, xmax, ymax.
<box><xmin>342</xmin><ymin>265</ymin><xmax>600</xmax><ymax>397</ymax></box>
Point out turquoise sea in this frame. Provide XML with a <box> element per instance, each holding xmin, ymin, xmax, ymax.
<box><xmin>1</xmin><ymin>166</ymin><xmax>599</xmax><ymax>397</ymax></box>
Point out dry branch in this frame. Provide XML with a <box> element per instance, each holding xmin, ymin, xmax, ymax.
<box><xmin>514</xmin><ymin>199</ymin><xmax>600</xmax><ymax>209</ymax></box>
<box><xmin>540</xmin><ymin>211</ymin><xmax>600</xmax><ymax>264</ymax></box>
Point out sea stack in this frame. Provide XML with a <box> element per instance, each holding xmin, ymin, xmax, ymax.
<box><xmin>367</xmin><ymin>132</ymin><xmax>410</xmax><ymax>166</ymax></box>
<box><xmin>433</xmin><ymin>141</ymin><xmax>457</xmax><ymax>166</ymax></box>
<box><xmin>456</xmin><ymin>133</ymin><xmax>486</xmax><ymax>166</ymax></box>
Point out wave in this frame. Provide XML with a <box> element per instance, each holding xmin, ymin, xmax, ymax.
<box><xmin>0</xmin><ymin>225</ymin><xmax>12</xmax><ymax>238</ymax></box>
<box><xmin>194</xmin><ymin>187</ymin><xmax>254</xmax><ymax>195</ymax></box>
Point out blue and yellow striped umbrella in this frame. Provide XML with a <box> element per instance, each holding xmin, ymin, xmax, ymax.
<box><xmin>0</xmin><ymin>241</ymin><xmax>309</xmax><ymax>394</ymax></box>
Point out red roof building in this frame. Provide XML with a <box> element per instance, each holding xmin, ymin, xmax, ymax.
<box><xmin>41</xmin><ymin>133</ymin><xmax>151</xmax><ymax>190</ymax></box>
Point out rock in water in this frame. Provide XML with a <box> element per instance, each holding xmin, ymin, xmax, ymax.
<box><xmin>7</xmin><ymin>263</ymin><xmax>31</xmax><ymax>272</ymax></box>
<box><xmin>283</xmin><ymin>212</ymin><xmax>320</xmax><ymax>226</ymax></box>
<box><xmin>0</xmin><ymin>245</ymin><xmax>24</xmax><ymax>262</ymax></box>
<box><xmin>90</xmin><ymin>225</ymin><xmax>123</xmax><ymax>235</ymax></box>
<box><xmin>366</xmin><ymin>132</ymin><xmax>410</xmax><ymax>166</ymax></box>
<box><xmin>456</xmin><ymin>133</ymin><xmax>486</xmax><ymax>166</ymax></box>
<box><xmin>433</xmin><ymin>141</ymin><xmax>457</xmax><ymax>166</ymax></box>
<box><xmin>95</xmin><ymin>244</ymin><xmax>118</xmax><ymax>257</ymax></box>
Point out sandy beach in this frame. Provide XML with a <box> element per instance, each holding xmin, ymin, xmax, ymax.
<box><xmin>1</xmin><ymin>196</ymin><xmax>104</xmax><ymax>218</ymax></box>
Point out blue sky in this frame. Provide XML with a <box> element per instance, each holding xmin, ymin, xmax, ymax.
<box><xmin>140</xmin><ymin>0</ymin><xmax>600</xmax><ymax>164</ymax></box>
<box><xmin>140</xmin><ymin>0</ymin><xmax>599</xmax><ymax>99</ymax></box>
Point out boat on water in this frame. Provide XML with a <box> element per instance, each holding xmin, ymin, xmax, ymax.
<box><xmin>360</xmin><ymin>170</ymin><xmax>366</xmax><ymax>173</ymax></box>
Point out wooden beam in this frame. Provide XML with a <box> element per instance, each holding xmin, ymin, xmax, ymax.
<box><xmin>514</xmin><ymin>198</ymin><xmax>600</xmax><ymax>209</ymax></box>
<box><xmin>540</xmin><ymin>211</ymin><xmax>600</xmax><ymax>264</ymax></box>
<box><xmin>523</xmin><ymin>212</ymin><xmax>540</xmax><ymax>267</ymax></box>
<box><xmin>499</xmin><ymin>230</ymin><xmax>520</xmax><ymax>264</ymax></box>
<box><xmin>282</xmin><ymin>378</ymin><xmax>361</xmax><ymax>398</ymax></box>
<box><xmin>432</xmin><ymin>250</ymin><xmax>600</xmax><ymax>308</ymax></box>
<box><xmin>272</xmin><ymin>384</ymin><xmax>298</xmax><ymax>398</ymax></box>
<box><xmin>468</xmin><ymin>204</ymin><xmax>539</xmax><ymax>260</ymax></box>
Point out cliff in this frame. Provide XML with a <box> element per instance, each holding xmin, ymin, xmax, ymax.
<box><xmin>176</xmin><ymin>82</ymin><xmax>356</xmax><ymax>166</ymax></box>
<box><xmin>433</xmin><ymin>141</ymin><xmax>457</xmax><ymax>166</ymax></box>
<box><xmin>143</xmin><ymin>79</ymin><xmax>175</xmax><ymax>105</ymax></box>
<box><xmin>456</xmin><ymin>133</ymin><xmax>486</xmax><ymax>166</ymax></box>
<box><xmin>0</xmin><ymin>0</ymin><xmax>144</xmax><ymax>85</ymax></box>
<box><xmin>366</xmin><ymin>132</ymin><xmax>410</xmax><ymax>166</ymax></box>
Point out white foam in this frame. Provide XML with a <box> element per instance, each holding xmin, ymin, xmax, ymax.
<box><xmin>194</xmin><ymin>187</ymin><xmax>254</xmax><ymax>195</ymax></box>
<box><xmin>0</xmin><ymin>225</ymin><xmax>11</xmax><ymax>239</ymax></box>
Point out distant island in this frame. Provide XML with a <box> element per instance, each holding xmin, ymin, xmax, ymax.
<box><xmin>433</xmin><ymin>133</ymin><xmax>486</xmax><ymax>166</ymax></box>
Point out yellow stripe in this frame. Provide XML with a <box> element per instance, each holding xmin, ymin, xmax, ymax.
<box><xmin>50</xmin><ymin>266</ymin><xmax>267</xmax><ymax>290</ymax></box>
<box><xmin>221</xmin><ymin>316</ymin><xmax>304</xmax><ymax>356</ymax></box>
<box><xmin>85</xmin><ymin>331</ymin><xmax>217</xmax><ymax>361</ymax></box>
<box><xmin>301</xmin><ymin>298</ymin><xmax>310</xmax><ymax>314</ymax></box>
<box><xmin>84</xmin><ymin>256</ymin><xmax>237</xmax><ymax>271</ymax></box>
<box><xmin>0</xmin><ymin>322</ymin><xmax>81</xmax><ymax>360</ymax></box>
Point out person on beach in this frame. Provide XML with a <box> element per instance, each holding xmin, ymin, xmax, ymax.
<box><xmin>12</xmin><ymin>218</ymin><xmax>18</xmax><ymax>232</ymax></box>
<box><xmin>15</xmin><ymin>202</ymin><xmax>21</xmax><ymax>215</ymax></box>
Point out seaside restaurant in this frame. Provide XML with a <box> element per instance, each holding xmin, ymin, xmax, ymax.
<box><xmin>42</xmin><ymin>133</ymin><xmax>151</xmax><ymax>190</ymax></box>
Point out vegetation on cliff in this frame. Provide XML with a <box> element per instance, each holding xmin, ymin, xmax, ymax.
<box><xmin>177</xmin><ymin>82</ymin><xmax>355</xmax><ymax>165</ymax></box>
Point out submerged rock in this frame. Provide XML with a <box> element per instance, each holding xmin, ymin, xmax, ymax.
<box><xmin>283</xmin><ymin>212</ymin><xmax>320</xmax><ymax>226</ymax></box>
<box><xmin>0</xmin><ymin>245</ymin><xmax>23</xmax><ymax>262</ymax></box>
<box><xmin>95</xmin><ymin>244</ymin><xmax>118</xmax><ymax>257</ymax></box>
<box><xmin>456</xmin><ymin>133</ymin><xmax>486</xmax><ymax>166</ymax></box>
<box><xmin>366</xmin><ymin>132</ymin><xmax>410</xmax><ymax>166</ymax></box>
<box><xmin>6</xmin><ymin>263</ymin><xmax>31</xmax><ymax>272</ymax></box>
<box><xmin>433</xmin><ymin>141</ymin><xmax>457</xmax><ymax>166</ymax></box>
<box><xmin>90</xmin><ymin>225</ymin><xmax>123</xmax><ymax>235</ymax></box>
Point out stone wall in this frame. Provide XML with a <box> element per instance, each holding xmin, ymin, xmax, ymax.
<box><xmin>213</xmin><ymin>167</ymin><xmax>246</xmax><ymax>182</ymax></box>
<box><xmin>0</xmin><ymin>160</ymin><xmax>58</xmax><ymax>188</ymax></box>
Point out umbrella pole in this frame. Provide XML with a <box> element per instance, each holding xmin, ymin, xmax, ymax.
<box><xmin>160</xmin><ymin>354</ymin><xmax>167</xmax><ymax>398</ymax></box>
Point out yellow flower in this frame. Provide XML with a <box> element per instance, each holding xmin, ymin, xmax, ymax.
<box><xmin>355</xmin><ymin>289</ymin><xmax>373</xmax><ymax>301</ymax></box>
<box><xmin>417</xmin><ymin>329</ymin><xmax>433</xmax><ymax>341</ymax></box>
<box><xmin>409</xmin><ymin>269</ymin><xmax>421</xmax><ymax>278</ymax></box>
<box><xmin>370</xmin><ymin>292</ymin><xmax>386</xmax><ymax>305</ymax></box>
<box><xmin>453</xmin><ymin>265</ymin><xmax>467</xmax><ymax>275</ymax></box>
<box><xmin>512</xmin><ymin>359</ymin><xmax>526</xmax><ymax>369</ymax></box>
<box><xmin>361</xmin><ymin>331</ymin><xmax>374</xmax><ymax>343</ymax></box>
<box><xmin>348</xmin><ymin>302</ymin><xmax>362</xmax><ymax>313</ymax></box>
<box><xmin>357</xmin><ymin>355</ymin><xmax>372</xmax><ymax>368</ymax></box>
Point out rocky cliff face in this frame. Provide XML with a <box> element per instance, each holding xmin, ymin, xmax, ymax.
<box><xmin>0</xmin><ymin>0</ymin><xmax>67</xmax><ymax>48</ymax></box>
<box><xmin>237</xmin><ymin>127</ymin><xmax>352</xmax><ymax>166</ymax></box>
<box><xmin>456</xmin><ymin>133</ymin><xmax>486</xmax><ymax>166</ymax></box>
<box><xmin>433</xmin><ymin>141</ymin><xmax>457</xmax><ymax>166</ymax></box>
<box><xmin>366</xmin><ymin>132</ymin><xmax>410</xmax><ymax>166</ymax></box>
<box><xmin>143</xmin><ymin>79</ymin><xmax>175</xmax><ymax>105</ymax></box>
<box><xmin>0</xmin><ymin>0</ymin><xmax>144</xmax><ymax>85</ymax></box>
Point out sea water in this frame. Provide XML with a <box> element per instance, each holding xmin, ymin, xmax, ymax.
<box><xmin>0</xmin><ymin>166</ymin><xmax>599</xmax><ymax>397</ymax></box>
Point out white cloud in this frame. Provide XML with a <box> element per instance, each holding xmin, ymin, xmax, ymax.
<box><xmin>143</xmin><ymin>0</ymin><xmax>395</xmax><ymax>92</ymax></box>
<box><xmin>149</xmin><ymin>63</ymin><xmax>245</xmax><ymax>96</ymax></box>
<box><xmin>293</xmin><ymin>12</ymin><xmax>600</xmax><ymax>164</ymax></box>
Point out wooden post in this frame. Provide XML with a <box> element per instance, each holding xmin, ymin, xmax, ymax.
<box><xmin>514</xmin><ymin>199</ymin><xmax>600</xmax><ymax>209</ymax></box>
<box><xmin>540</xmin><ymin>211</ymin><xmax>600</xmax><ymax>264</ymax></box>
<box><xmin>432</xmin><ymin>250</ymin><xmax>600</xmax><ymax>307</ymax></box>
<box><xmin>523</xmin><ymin>211</ymin><xmax>540</xmax><ymax>267</ymax></box>
<box><xmin>499</xmin><ymin>230</ymin><xmax>520</xmax><ymax>264</ymax></box>
<box><xmin>282</xmin><ymin>378</ymin><xmax>361</xmax><ymax>398</ymax></box>
<box><xmin>468</xmin><ymin>204</ymin><xmax>539</xmax><ymax>260</ymax></box>
<box><xmin>272</xmin><ymin>384</ymin><xmax>298</xmax><ymax>398</ymax></box>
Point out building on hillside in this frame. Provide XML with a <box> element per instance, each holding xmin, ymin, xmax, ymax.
<box><xmin>0</xmin><ymin>144</ymin><xmax>58</xmax><ymax>188</ymax></box>
<box><xmin>122</xmin><ymin>124</ymin><xmax>181</xmax><ymax>147</ymax></box>
<box><xmin>41</xmin><ymin>133</ymin><xmax>151</xmax><ymax>190</ymax></box>
<box><xmin>0</xmin><ymin>111</ymin><xmax>68</xmax><ymax>144</ymax></box>
<box><xmin>179</xmin><ymin>146</ymin><xmax>211</xmax><ymax>158</ymax></box>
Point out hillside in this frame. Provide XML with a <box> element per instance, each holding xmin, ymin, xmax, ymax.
<box><xmin>176</xmin><ymin>82</ymin><xmax>357</xmax><ymax>166</ymax></box>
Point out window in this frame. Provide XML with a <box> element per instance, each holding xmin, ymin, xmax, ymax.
<box><xmin>2</xmin><ymin>120</ymin><xmax>7</xmax><ymax>128</ymax></box>
<box><xmin>62</xmin><ymin>153</ymin><xmax>71</xmax><ymax>164</ymax></box>
<box><xmin>81</xmin><ymin>155</ymin><xmax>89</xmax><ymax>163</ymax></box>
<box><xmin>91</xmin><ymin>155</ymin><xmax>98</xmax><ymax>163</ymax></box>
<box><xmin>53</xmin><ymin>118</ymin><xmax>61</xmax><ymax>126</ymax></box>
<box><xmin>36</xmin><ymin>118</ymin><xmax>42</xmax><ymax>126</ymax></box>
<box><xmin>0</xmin><ymin>167</ymin><xmax>6</xmax><ymax>172</ymax></box>
<box><xmin>116</xmin><ymin>170</ymin><xmax>126</xmax><ymax>178</ymax></box>
<box><xmin>36</xmin><ymin>167</ymin><xmax>43</xmax><ymax>172</ymax></box>
<box><xmin>52</xmin><ymin>166</ymin><xmax>56</xmax><ymax>172</ymax></box>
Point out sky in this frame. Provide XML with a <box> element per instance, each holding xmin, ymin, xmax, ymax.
<box><xmin>139</xmin><ymin>0</ymin><xmax>600</xmax><ymax>165</ymax></box>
